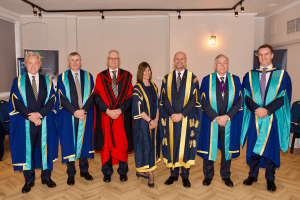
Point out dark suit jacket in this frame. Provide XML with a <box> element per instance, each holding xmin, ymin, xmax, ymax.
<box><xmin>13</xmin><ymin>74</ymin><xmax>55</xmax><ymax>132</ymax></box>
<box><xmin>59</xmin><ymin>70</ymin><xmax>94</xmax><ymax>115</ymax></box>
<box><xmin>202</xmin><ymin>75</ymin><xmax>241</xmax><ymax>129</ymax></box>
<box><xmin>161</xmin><ymin>70</ymin><xmax>196</xmax><ymax>117</ymax></box>
<box><xmin>245</xmin><ymin>70</ymin><xmax>284</xmax><ymax>114</ymax></box>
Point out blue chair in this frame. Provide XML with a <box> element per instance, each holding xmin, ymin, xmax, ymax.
<box><xmin>290</xmin><ymin>101</ymin><xmax>300</xmax><ymax>154</ymax></box>
<box><xmin>0</xmin><ymin>100</ymin><xmax>9</xmax><ymax>134</ymax></box>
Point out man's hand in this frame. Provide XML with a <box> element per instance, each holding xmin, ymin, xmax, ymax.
<box><xmin>74</xmin><ymin>110</ymin><xmax>85</xmax><ymax>119</ymax></box>
<box><xmin>33</xmin><ymin>119</ymin><xmax>42</xmax><ymax>126</ymax></box>
<box><xmin>255</xmin><ymin>107</ymin><xmax>268</xmax><ymax>118</ymax></box>
<box><xmin>216</xmin><ymin>115</ymin><xmax>229</xmax><ymax>127</ymax></box>
<box><xmin>79</xmin><ymin>114</ymin><xmax>87</xmax><ymax>121</ymax></box>
<box><xmin>171</xmin><ymin>113</ymin><xmax>183</xmax><ymax>123</ymax></box>
<box><xmin>149</xmin><ymin>120</ymin><xmax>158</xmax><ymax>129</ymax></box>
<box><xmin>28</xmin><ymin>112</ymin><xmax>40</xmax><ymax>122</ymax></box>
<box><xmin>106</xmin><ymin>109</ymin><xmax>122</xmax><ymax>119</ymax></box>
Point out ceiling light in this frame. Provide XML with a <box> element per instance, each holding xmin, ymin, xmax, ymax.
<box><xmin>178</xmin><ymin>11</ymin><xmax>181</xmax><ymax>20</ymax></box>
<box><xmin>235</xmin><ymin>11</ymin><xmax>238</xmax><ymax>17</ymax></box>
<box><xmin>210</xmin><ymin>36</ymin><xmax>216</xmax><ymax>45</ymax></box>
<box><xmin>39</xmin><ymin>10</ymin><xmax>42</xmax><ymax>19</ymax></box>
<box><xmin>32</xmin><ymin>6</ymin><xmax>37</xmax><ymax>16</ymax></box>
<box><xmin>100</xmin><ymin>11</ymin><xmax>104</xmax><ymax>20</ymax></box>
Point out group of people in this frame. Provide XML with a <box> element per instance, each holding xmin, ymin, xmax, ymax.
<box><xmin>7</xmin><ymin>44</ymin><xmax>292</xmax><ymax>194</ymax></box>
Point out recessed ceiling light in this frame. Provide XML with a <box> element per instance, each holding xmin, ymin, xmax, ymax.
<box><xmin>268</xmin><ymin>4</ymin><xmax>278</xmax><ymax>7</ymax></box>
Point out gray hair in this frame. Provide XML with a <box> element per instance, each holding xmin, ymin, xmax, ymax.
<box><xmin>214</xmin><ymin>54</ymin><xmax>229</xmax><ymax>63</ymax></box>
<box><xmin>68</xmin><ymin>52</ymin><xmax>81</xmax><ymax>61</ymax></box>
<box><xmin>108</xmin><ymin>50</ymin><xmax>120</xmax><ymax>58</ymax></box>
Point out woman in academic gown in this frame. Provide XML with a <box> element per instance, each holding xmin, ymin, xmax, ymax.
<box><xmin>132</xmin><ymin>62</ymin><xmax>160</xmax><ymax>188</ymax></box>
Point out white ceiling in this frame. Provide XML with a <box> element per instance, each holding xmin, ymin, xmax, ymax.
<box><xmin>0</xmin><ymin>0</ymin><xmax>299</xmax><ymax>17</ymax></box>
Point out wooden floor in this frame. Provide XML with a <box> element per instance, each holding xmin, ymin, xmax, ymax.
<box><xmin>1</xmin><ymin>135</ymin><xmax>300</xmax><ymax>200</ymax></box>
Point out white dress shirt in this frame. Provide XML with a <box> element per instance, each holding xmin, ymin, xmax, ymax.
<box><xmin>216</xmin><ymin>73</ymin><xmax>226</xmax><ymax>83</ymax></box>
<box><xmin>175</xmin><ymin>69</ymin><xmax>185</xmax><ymax>80</ymax></box>
<box><xmin>71</xmin><ymin>69</ymin><xmax>81</xmax><ymax>84</ymax></box>
<box><xmin>259</xmin><ymin>64</ymin><xmax>272</xmax><ymax>90</ymax></box>
<box><xmin>28</xmin><ymin>72</ymin><xmax>39</xmax><ymax>92</ymax></box>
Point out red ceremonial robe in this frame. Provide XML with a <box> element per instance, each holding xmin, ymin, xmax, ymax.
<box><xmin>93</xmin><ymin>68</ymin><xmax>133</xmax><ymax>165</ymax></box>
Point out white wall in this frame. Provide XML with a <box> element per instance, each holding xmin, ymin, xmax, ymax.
<box><xmin>265</xmin><ymin>2</ymin><xmax>300</xmax><ymax>104</ymax></box>
<box><xmin>170</xmin><ymin>14</ymin><xmax>256</xmax><ymax>82</ymax></box>
<box><xmin>76</xmin><ymin>16</ymin><xmax>170</xmax><ymax>88</ymax></box>
<box><xmin>17</xmin><ymin>13</ymin><xmax>263</xmax><ymax>92</ymax></box>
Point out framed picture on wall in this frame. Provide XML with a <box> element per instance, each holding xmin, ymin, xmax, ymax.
<box><xmin>17</xmin><ymin>58</ymin><xmax>25</xmax><ymax>76</ymax></box>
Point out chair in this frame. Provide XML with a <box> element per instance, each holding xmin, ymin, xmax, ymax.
<box><xmin>0</xmin><ymin>100</ymin><xmax>9</xmax><ymax>135</ymax></box>
<box><xmin>290</xmin><ymin>101</ymin><xmax>300</xmax><ymax>154</ymax></box>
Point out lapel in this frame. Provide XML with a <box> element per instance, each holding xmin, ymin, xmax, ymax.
<box><xmin>80</xmin><ymin>69</ymin><xmax>84</xmax><ymax>99</ymax></box>
<box><xmin>37</xmin><ymin>74</ymin><xmax>46</xmax><ymax>104</ymax></box>
<box><xmin>263</xmin><ymin>70</ymin><xmax>273</xmax><ymax>106</ymax></box>
<box><xmin>68</xmin><ymin>70</ymin><xmax>79</xmax><ymax>107</ymax></box>
<box><xmin>26</xmin><ymin>74</ymin><xmax>37</xmax><ymax>103</ymax></box>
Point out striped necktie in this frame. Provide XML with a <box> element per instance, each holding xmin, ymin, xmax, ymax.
<box><xmin>32</xmin><ymin>76</ymin><xmax>38</xmax><ymax>100</ymax></box>
<box><xmin>176</xmin><ymin>72</ymin><xmax>181</xmax><ymax>92</ymax></box>
<box><xmin>220</xmin><ymin>77</ymin><xmax>225</xmax><ymax>100</ymax></box>
<box><xmin>112</xmin><ymin>70</ymin><xmax>118</xmax><ymax>98</ymax></box>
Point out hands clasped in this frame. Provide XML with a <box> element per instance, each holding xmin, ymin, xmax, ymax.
<box><xmin>254</xmin><ymin>107</ymin><xmax>268</xmax><ymax>118</ymax></box>
<box><xmin>106</xmin><ymin>109</ymin><xmax>122</xmax><ymax>119</ymax></box>
<box><xmin>74</xmin><ymin>109</ymin><xmax>87</xmax><ymax>121</ymax></box>
<box><xmin>215</xmin><ymin>115</ymin><xmax>229</xmax><ymax>127</ymax></box>
<box><xmin>171</xmin><ymin>113</ymin><xmax>183</xmax><ymax>123</ymax></box>
<box><xmin>28</xmin><ymin>112</ymin><xmax>42</xmax><ymax>126</ymax></box>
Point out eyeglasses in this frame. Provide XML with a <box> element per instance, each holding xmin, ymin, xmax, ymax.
<box><xmin>108</xmin><ymin>57</ymin><xmax>119</xmax><ymax>61</ymax></box>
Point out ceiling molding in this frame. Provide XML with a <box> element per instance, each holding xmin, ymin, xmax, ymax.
<box><xmin>168</xmin><ymin>13</ymin><xmax>257</xmax><ymax>17</ymax></box>
<box><xmin>265</xmin><ymin>0</ymin><xmax>300</xmax><ymax>19</ymax></box>
<box><xmin>0</xmin><ymin>6</ymin><xmax>20</xmax><ymax>22</ymax></box>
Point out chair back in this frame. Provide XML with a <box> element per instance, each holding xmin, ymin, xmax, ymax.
<box><xmin>291</xmin><ymin>101</ymin><xmax>300</xmax><ymax>124</ymax></box>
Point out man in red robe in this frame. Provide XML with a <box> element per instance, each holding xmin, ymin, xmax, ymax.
<box><xmin>94</xmin><ymin>50</ymin><xmax>133</xmax><ymax>183</ymax></box>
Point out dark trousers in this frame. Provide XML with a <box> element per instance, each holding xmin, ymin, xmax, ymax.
<box><xmin>102</xmin><ymin>152</ymin><xmax>128</xmax><ymax>176</ymax></box>
<box><xmin>23</xmin><ymin>124</ymin><xmax>51</xmax><ymax>183</ymax></box>
<box><xmin>66</xmin><ymin>157</ymin><xmax>89</xmax><ymax>176</ymax></box>
<box><xmin>203</xmin><ymin>129</ymin><xmax>231</xmax><ymax>179</ymax></box>
<box><xmin>249</xmin><ymin>154</ymin><xmax>276</xmax><ymax>181</ymax></box>
<box><xmin>66</xmin><ymin>119</ymin><xmax>89</xmax><ymax>176</ymax></box>
<box><xmin>170</xmin><ymin>167</ymin><xmax>190</xmax><ymax>179</ymax></box>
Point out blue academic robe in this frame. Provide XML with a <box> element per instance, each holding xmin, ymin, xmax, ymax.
<box><xmin>241</xmin><ymin>68</ymin><xmax>292</xmax><ymax>168</ymax></box>
<box><xmin>159</xmin><ymin>70</ymin><xmax>202</xmax><ymax>169</ymax></box>
<box><xmin>55</xmin><ymin>69</ymin><xmax>95</xmax><ymax>163</ymax></box>
<box><xmin>132</xmin><ymin>81</ymin><xmax>160</xmax><ymax>172</ymax></box>
<box><xmin>197</xmin><ymin>72</ymin><xmax>243</xmax><ymax>161</ymax></box>
<box><xmin>8</xmin><ymin>74</ymin><xmax>58</xmax><ymax>171</ymax></box>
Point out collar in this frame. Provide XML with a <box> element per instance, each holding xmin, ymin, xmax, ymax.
<box><xmin>28</xmin><ymin>72</ymin><xmax>39</xmax><ymax>79</ymax></box>
<box><xmin>260</xmin><ymin>64</ymin><xmax>272</xmax><ymax>70</ymax></box>
<box><xmin>216</xmin><ymin>73</ymin><xmax>226</xmax><ymax>81</ymax></box>
<box><xmin>175</xmin><ymin>69</ymin><xmax>185</xmax><ymax>76</ymax></box>
<box><xmin>71</xmin><ymin>69</ymin><xmax>80</xmax><ymax>75</ymax></box>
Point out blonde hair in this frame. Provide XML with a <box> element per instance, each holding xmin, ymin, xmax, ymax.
<box><xmin>25</xmin><ymin>52</ymin><xmax>42</xmax><ymax>66</ymax></box>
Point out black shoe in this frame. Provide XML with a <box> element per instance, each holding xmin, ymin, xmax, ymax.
<box><xmin>182</xmin><ymin>178</ymin><xmax>191</xmax><ymax>188</ymax></box>
<box><xmin>22</xmin><ymin>182</ymin><xmax>35</xmax><ymax>193</ymax></box>
<box><xmin>267</xmin><ymin>180</ymin><xmax>276</xmax><ymax>191</ymax></box>
<box><xmin>120</xmin><ymin>174</ymin><xmax>128</xmax><ymax>182</ymax></box>
<box><xmin>148</xmin><ymin>174</ymin><xmax>154</xmax><ymax>188</ymax></box>
<box><xmin>203</xmin><ymin>177</ymin><xmax>212</xmax><ymax>186</ymax></box>
<box><xmin>103</xmin><ymin>175</ymin><xmax>111</xmax><ymax>183</ymax></box>
<box><xmin>136</xmin><ymin>172</ymin><xmax>149</xmax><ymax>179</ymax></box>
<box><xmin>222</xmin><ymin>178</ymin><xmax>233</xmax><ymax>187</ymax></box>
<box><xmin>243</xmin><ymin>176</ymin><xmax>257</xmax><ymax>185</ymax></box>
<box><xmin>164</xmin><ymin>176</ymin><xmax>178</xmax><ymax>185</ymax></box>
<box><xmin>42</xmin><ymin>178</ymin><xmax>56</xmax><ymax>188</ymax></box>
<box><xmin>67</xmin><ymin>176</ymin><xmax>75</xmax><ymax>185</ymax></box>
<box><xmin>80</xmin><ymin>172</ymin><xmax>93</xmax><ymax>181</ymax></box>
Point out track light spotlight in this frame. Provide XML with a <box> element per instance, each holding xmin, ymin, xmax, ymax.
<box><xmin>241</xmin><ymin>7</ymin><xmax>244</xmax><ymax>13</ymax></box>
<box><xmin>100</xmin><ymin>11</ymin><xmax>105</xmax><ymax>20</ymax></box>
<box><xmin>235</xmin><ymin>11</ymin><xmax>238</xmax><ymax>17</ymax></box>
<box><xmin>178</xmin><ymin>11</ymin><xmax>181</xmax><ymax>20</ymax></box>
<box><xmin>39</xmin><ymin>10</ymin><xmax>42</xmax><ymax>19</ymax></box>
<box><xmin>32</xmin><ymin>6</ymin><xmax>37</xmax><ymax>16</ymax></box>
